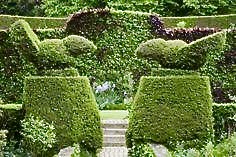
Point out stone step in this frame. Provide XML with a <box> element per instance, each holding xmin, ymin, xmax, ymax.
<box><xmin>102</xmin><ymin>120</ymin><xmax>128</xmax><ymax>129</ymax></box>
<box><xmin>103</xmin><ymin>142</ymin><xmax>126</xmax><ymax>147</ymax></box>
<box><xmin>103</xmin><ymin>135</ymin><xmax>126</xmax><ymax>144</ymax></box>
<box><xmin>99</xmin><ymin>147</ymin><xmax>128</xmax><ymax>157</ymax></box>
<box><xmin>103</xmin><ymin>128</ymin><xmax>127</xmax><ymax>135</ymax></box>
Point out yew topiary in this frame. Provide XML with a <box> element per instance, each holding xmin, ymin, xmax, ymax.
<box><xmin>63</xmin><ymin>35</ymin><xmax>97</xmax><ymax>57</ymax></box>
<box><xmin>136</xmin><ymin>31</ymin><xmax>226</xmax><ymax>70</ymax></box>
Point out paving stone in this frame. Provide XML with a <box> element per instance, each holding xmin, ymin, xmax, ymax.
<box><xmin>149</xmin><ymin>143</ymin><xmax>171</xmax><ymax>157</ymax></box>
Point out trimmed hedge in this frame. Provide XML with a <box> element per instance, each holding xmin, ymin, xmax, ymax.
<box><xmin>0</xmin><ymin>20</ymin><xmax>38</xmax><ymax>103</ymax></box>
<box><xmin>151</xmin><ymin>68</ymin><xmax>199</xmax><ymax>76</ymax></box>
<box><xmin>0</xmin><ymin>15</ymin><xmax>66</xmax><ymax>30</ymax></box>
<box><xmin>42</xmin><ymin>68</ymin><xmax>79</xmax><ymax>77</ymax></box>
<box><xmin>127</xmin><ymin>75</ymin><xmax>213</xmax><ymax>149</ymax></box>
<box><xmin>23</xmin><ymin>76</ymin><xmax>103</xmax><ymax>152</ymax></box>
<box><xmin>0</xmin><ymin>104</ymin><xmax>24</xmax><ymax>141</ymax></box>
<box><xmin>1</xmin><ymin>13</ymin><xmax>235</xmax><ymax>30</ymax></box>
<box><xmin>213</xmin><ymin>103</ymin><xmax>236</xmax><ymax>142</ymax></box>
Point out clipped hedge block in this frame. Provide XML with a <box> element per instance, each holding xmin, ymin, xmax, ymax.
<box><xmin>37</xmin><ymin>39</ymin><xmax>77</xmax><ymax>70</ymax></box>
<box><xmin>213</xmin><ymin>103</ymin><xmax>236</xmax><ymax>142</ymax></box>
<box><xmin>63</xmin><ymin>35</ymin><xmax>97</xmax><ymax>57</ymax></box>
<box><xmin>23</xmin><ymin>76</ymin><xmax>103</xmax><ymax>152</ymax></box>
<box><xmin>0</xmin><ymin>104</ymin><xmax>24</xmax><ymax>141</ymax></box>
<box><xmin>127</xmin><ymin>75</ymin><xmax>213</xmax><ymax>149</ymax></box>
<box><xmin>42</xmin><ymin>68</ymin><xmax>79</xmax><ymax>77</ymax></box>
<box><xmin>151</xmin><ymin>68</ymin><xmax>199</xmax><ymax>76</ymax></box>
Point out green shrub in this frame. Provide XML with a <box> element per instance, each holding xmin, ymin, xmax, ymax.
<box><xmin>42</xmin><ymin>68</ymin><xmax>79</xmax><ymax>77</ymax></box>
<box><xmin>128</xmin><ymin>141</ymin><xmax>155</xmax><ymax>157</ymax></box>
<box><xmin>213</xmin><ymin>133</ymin><xmax>236</xmax><ymax>157</ymax></box>
<box><xmin>0</xmin><ymin>104</ymin><xmax>23</xmax><ymax>141</ymax></box>
<box><xmin>23</xmin><ymin>76</ymin><xmax>103</xmax><ymax>152</ymax></box>
<box><xmin>171</xmin><ymin>133</ymin><xmax>236</xmax><ymax>157</ymax></box>
<box><xmin>213</xmin><ymin>103</ymin><xmax>236</xmax><ymax>142</ymax></box>
<box><xmin>136</xmin><ymin>38</ymin><xmax>187</xmax><ymax>68</ymax></box>
<box><xmin>37</xmin><ymin>39</ymin><xmax>77</xmax><ymax>70</ymax></box>
<box><xmin>0</xmin><ymin>130</ymin><xmax>8</xmax><ymax>156</ymax></box>
<box><xmin>63</xmin><ymin>35</ymin><xmax>97</xmax><ymax>57</ymax></box>
<box><xmin>21</xmin><ymin>115</ymin><xmax>56</xmax><ymax>157</ymax></box>
<box><xmin>127</xmin><ymin>75</ymin><xmax>213</xmax><ymax>149</ymax></box>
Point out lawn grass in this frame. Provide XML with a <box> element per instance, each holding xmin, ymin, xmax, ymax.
<box><xmin>100</xmin><ymin>110</ymin><xmax>128</xmax><ymax>120</ymax></box>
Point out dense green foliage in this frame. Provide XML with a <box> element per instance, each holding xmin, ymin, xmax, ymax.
<box><xmin>137</xmin><ymin>31</ymin><xmax>226</xmax><ymax>70</ymax></box>
<box><xmin>21</xmin><ymin>115</ymin><xmax>56</xmax><ymax>157</ymax></box>
<box><xmin>0</xmin><ymin>104</ymin><xmax>23</xmax><ymax>141</ymax></box>
<box><xmin>0</xmin><ymin>0</ymin><xmax>42</xmax><ymax>16</ymax></box>
<box><xmin>129</xmin><ymin>142</ymin><xmax>155</xmax><ymax>157</ymax></box>
<box><xmin>108</xmin><ymin>0</ymin><xmax>236</xmax><ymax>16</ymax></box>
<box><xmin>37</xmin><ymin>39</ymin><xmax>77</xmax><ymax>70</ymax></box>
<box><xmin>172</xmin><ymin>133</ymin><xmax>236</xmax><ymax>157</ymax></box>
<box><xmin>0</xmin><ymin>130</ymin><xmax>7</xmax><ymax>156</ymax></box>
<box><xmin>35</xmin><ymin>28</ymin><xmax>67</xmax><ymax>40</ymax></box>
<box><xmin>23</xmin><ymin>76</ymin><xmax>103</xmax><ymax>152</ymax></box>
<box><xmin>0</xmin><ymin>20</ymin><xmax>96</xmax><ymax>103</ymax></box>
<box><xmin>38</xmin><ymin>0</ymin><xmax>236</xmax><ymax>17</ymax></box>
<box><xmin>127</xmin><ymin>75</ymin><xmax>213</xmax><ymax>149</ymax></box>
<box><xmin>213</xmin><ymin>103</ymin><xmax>236</xmax><ymax>142</ymax></box>
<box><xmin>0</xmin><ymin>20</ymin><xmax>38</xmax><ymax>103</ymax></box>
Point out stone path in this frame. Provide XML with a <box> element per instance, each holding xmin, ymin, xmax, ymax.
<box><xmin>99</xmin><ymin>120</ymin><xmax>128</xmax><ymax>157</ymax></box>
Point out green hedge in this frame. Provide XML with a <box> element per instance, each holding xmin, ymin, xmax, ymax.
<box><xmin>35</xmin><ymin>28</ymin><xmax>67</xmax><ymax>40</ymax></box>
<box><xmin>0</xmin><ymin>15</ymin><xmax>66</xmax><ymax>30</ymax></box>
<box><xmin>0</xmin><ymin>104</ymin><xmax>24</xmax><ymax>141</ymax></box>
<box><xmin>1</xmin><ymin>12</ymin><xmax>235</xmax><ymax>29</ymax></box>
<box><xmin>213</xmin><ymin>103</ymin><xmax>236</xmax><ymax>142</ymax></box>
<box><xmin>0</xmin><ymin>20</ymin><xmax>38</xmax><ymax>103</ymax></box>
<box><xmin>23</xmin><ymin>76</ymin><xmax>103</xmax><ymax>152</ymax></box>
<box><xmin>42</xmin><ymin>68</ymin><xmax>79</xmax><ymax>77</ymax></box>
<box><xmin>151</xmin><ymin>68</ymin><xmax>199</xmax><ymax>76</ymax></box>
<box><xmin>127</xmin><ymin>75</ymin><xmax>213</xmax><ymax>149</ymax></box>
